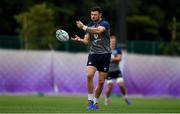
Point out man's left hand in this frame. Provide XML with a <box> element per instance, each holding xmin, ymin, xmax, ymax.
<box><xmin>76</xmin><ymin>21</ymin><xmax>84</xmax><ymax>29</ymax></box>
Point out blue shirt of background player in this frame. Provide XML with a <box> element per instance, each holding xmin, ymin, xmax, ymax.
<box><xmin>112</xmin><ymin>47</ymin><xmax>122</xmax><ymax>56</ymax></box>
<box><xmin>86</xmin><ymin>18</ymin><xmax>111</xmax><ymax>54</ymax></box>
<box><xmin>109</xmin><ymin>47</ymin><xmax>122</xmax><ymax>72</ymax></box>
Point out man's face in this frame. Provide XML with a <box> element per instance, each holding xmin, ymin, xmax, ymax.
<box><xmin>91</xmin><ymin>11</ymin><xmax>101</xmax><ymax>22</ymax></box>
<box><xmin>110</xmin><ymin>38</ymin><xmax>116</xmax><ymax>49</ymax></box>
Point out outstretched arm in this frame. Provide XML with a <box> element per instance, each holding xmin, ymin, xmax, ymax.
<box><xmin>71</xmin><ymin>34</ymin><xmax>90</xmax><ymax>45</ymax></box>
<box><xmin>76</xmin><ymin>21</ymin><xmax>106</xmax><ymax>34</ymax></box>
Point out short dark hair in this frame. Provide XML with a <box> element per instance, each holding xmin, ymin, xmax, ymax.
<box><xmin>91</xmin><ymin>6</ymin><xmax>102</xmax><ymax>13</ymax></box>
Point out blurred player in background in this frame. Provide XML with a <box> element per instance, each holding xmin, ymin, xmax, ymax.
<box><xmin>104</xmin><ymin>35</ymin><xmax>131</xmax><ymax>106</ymax></box>
<box><xmin>72</xmin><ymin>6</ymin><xmax>111</xmax><ymax>110</ymax></box>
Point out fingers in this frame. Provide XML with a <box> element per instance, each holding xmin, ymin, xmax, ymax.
<box><xmin>71</xmin><ymin>37</ymin><xmax>75</xmax><ymax>40</ymax></box>
<box><xmin>76</xmin><ymin>21</ymin><xmax>80</xmax><ymax>25</ymax></box>
<box><xmin>76</xmin><ymin>20</ymin><xmax>84</xmax><ymax>29</ymax></box>
<box><xmin>71</xmin><ymin>35</ymin><xmax>81</xmax><ymax>42</ymax></box>
<box><xmin>71</xmin><ymin>36</ymin><xmax>77</xmax><ymax>40</ymax></box>
<box><xmin>76</xmin><ymin>20</ymin><xmax>81</xmax><ymax>24</ymax></box>
<box><xmin>76</xmin><ymin>20</ymin><xmax>80</xmax><ymax>23</ymax></box>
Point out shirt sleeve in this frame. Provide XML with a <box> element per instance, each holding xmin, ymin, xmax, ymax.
<box><xmin>100</xmin><ymin>21</ymin><xmax>110</xmax><ymax>30</ymax></box>
<box><xmin>117</xmin><ymin>47</ymin><xmax>122</xmax><ymax>54</ymax></box>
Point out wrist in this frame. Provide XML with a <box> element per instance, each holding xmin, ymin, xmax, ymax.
<box><xmin>111</xmin><ymin>55</ymin><xmax>114</xmax><ymax>59</ymax></box>
<box><xmin>82</xmin><ymin>25</ymin><xmax>88</xmax><ymax>31</ymax></box>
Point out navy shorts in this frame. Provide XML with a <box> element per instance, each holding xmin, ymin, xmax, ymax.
<box><xmin>87</xmin><ymin>53</ymin><xmax>111</xmax><ymax>72</ymax></box>
<box><xmin>106</xmin><ymin>70</ymin><xmax>122</xmax><ymax>80</ymax></box>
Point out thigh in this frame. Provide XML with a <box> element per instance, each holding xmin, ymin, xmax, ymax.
<box><xmin>86</xmin><ymin>66</ymin><xmax>96</xmax><ymax>77</ymax></box>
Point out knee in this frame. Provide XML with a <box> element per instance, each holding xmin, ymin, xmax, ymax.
<box><xmin>98</xmin><ymin>79</ymin><xmax>105</xmax><ymax>86</ymax></box>
<box><xmin>107</xmin><ymin>84</ymin><xmax>113</xmax><ymax>90</ymax></box>
<box><xmin>118</xmin><ymin>82</ymin><xmax>124</xmax><ymax>87</ymax></box>
<box><xmin>87</xmin><ymin>73</ymin><xmax>94</xmax><ymax>81</ymax></box>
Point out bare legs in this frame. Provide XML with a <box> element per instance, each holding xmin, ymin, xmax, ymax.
<box><xmin>86</xmin><ymin>66</ymin><xmax>107</xmax><ymax>104</ymax></box>
<box><xmin>105</xmin><ymin>80</ymin><xmax>130</xmax><ymax>105</ymax></box>
<box><xmin>86</xmin><ymin>66</ymin><xmax>96</xmax><ymax>95</ymax></box>
<box><xmin>94</xmin><ymin>72</ymin><xmax>107</xmax><ymax>98</ymax></box>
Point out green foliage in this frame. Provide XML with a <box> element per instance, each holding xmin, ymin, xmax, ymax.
<box><xmin>0</xmin><ymin>0</ymin><xmax>34</xmax><ymax>34</ymax></box>
<box><xmin>168</xmin><ymin>17</ymin><xmax>180</xmax><ymax>41</ymax></box>
<box><xmin>1</xmin><ymin>0</ymin><xmax>180</xmax><ymax>55</ymax></box>
<box><xmin>128</xmin><ymin>15</ymin><xmax>158</xmax><ymax>40</ymax></box>
<box><xmin>176</xmin><ymin>22</ymin><xmax>180</xmax><ymax>41</ymax></box>
<box><xmin>127</xmin><ymin>1</ymin><xmax>142</xmax><ymax>15</ymax></box>
<box><xmin>15</xmin><ymin>3</ymin><xmax>58</xmax><ymax>49</ymax></box>
<box><xmin>128</xmin><ymin>15</ymin><xmax>157</xmax><ymax>27</ymax></box>
<box><xmin>160</xmin><ymin>41</ymin><xmax>180</xmax><ymax>55</ymax></box>
<box><xmin>148</xmin><ymin>5</ymin><xmax>165</xmax><ymax>23</ymax></box>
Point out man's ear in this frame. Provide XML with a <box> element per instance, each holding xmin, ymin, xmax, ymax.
<box><xmin>99</xmin><ymin>13</ymin><xmax>102</xmax><ymax>17</ymax></box>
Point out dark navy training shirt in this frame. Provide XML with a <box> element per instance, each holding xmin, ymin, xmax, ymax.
<box><xmin>86</xmin><ymin>18</ymin><xmax>111</xmax><ymax>54</ymax></box>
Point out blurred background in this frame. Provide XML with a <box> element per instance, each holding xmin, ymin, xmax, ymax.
<box><xmin>0</xmin><ymin>0</ymin><xmax>180</xmax><ymax>97</ymax></box>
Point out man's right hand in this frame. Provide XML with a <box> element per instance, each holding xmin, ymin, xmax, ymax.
<box><xmin>71</xmin><ymin>35</ymin><xmax>82</xmax><ymax>42</ymax></box>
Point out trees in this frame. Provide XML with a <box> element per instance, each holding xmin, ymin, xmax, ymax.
<box><xmin>15</xmin><ymin>3</ymin><xmax>57</xmax><ymax>49</ymax></box>
<box><xmin>0</xmin><ymin>0</ymin><xmax>179</xmax><ymax>53</ymax></box>
<box><xmin>127</xmin><ymin>15</ymin><xmax>158</xmax><ymax>41</ymax></box>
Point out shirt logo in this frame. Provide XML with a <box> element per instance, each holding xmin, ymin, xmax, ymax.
<box><xmin>94</xmin><ymin>39</ymin><xmax>101</xmax><ymax>43</ymax></box>
<box><xmin>93</xmin><ymin>34</ymin><xmax>99</xmax><ymax>39</ymax></box>
<box><xmin>104</xmin><ymin>67</ymin><xmax>107</xmax><ymax>71</ymax></box>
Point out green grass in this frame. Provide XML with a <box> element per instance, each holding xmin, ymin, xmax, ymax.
<box><xmin>0</xmin><ymin>95</ymin><xmax>180</xmax><ymax>113</ymax></box>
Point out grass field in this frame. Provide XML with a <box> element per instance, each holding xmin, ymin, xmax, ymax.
<box><xmin>0</xmin><ymin>95</ymin><xmax>179</xmax><ymax>113</ymax></box>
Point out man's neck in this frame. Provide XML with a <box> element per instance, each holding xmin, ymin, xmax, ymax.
<box><xmin>94</xmin><ymin>18</ymin><xmax>102</xmax><ymax>23</ymax></box>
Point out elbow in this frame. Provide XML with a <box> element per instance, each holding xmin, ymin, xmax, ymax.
<box><xmin>84</xmin><ymin>42</ymin><xmax>88</xmax><ymax>45</ymax></box>
<box><xmin>116</xmin><ymin>58</ymin><xmax>121</xmax><ymax>62</ymax></box>
<box><xmin>96</xmin><ymin>30</ymin><xmax>102</xmax><ymax>34</ymax></box>
<box><xmin>84</xmin><ymin>41</ymin><xmax>89</xmax><ymax>45</ymax></box>
<box><xmin>94</xmin><ymin>28</ymin><xmax>104</xmax><ymax>34</ymax></box>
<box><xmin>96</xmin><ymin>29</ymin><xmax>104</xmax><ymax>34</ymax></box>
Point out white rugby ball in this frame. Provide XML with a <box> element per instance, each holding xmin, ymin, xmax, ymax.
<box><xmin>56</xmin><ymin>29</ymin><xmax>69</xmax><ymax>42</ymax></box>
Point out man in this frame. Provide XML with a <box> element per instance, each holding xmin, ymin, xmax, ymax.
<box><xmin>71</xmin><ymin>6</ymin><xmax>111</xmax><ymax>110</ymax></box>
<box><xmin>104</xmin><ymin>36</ymin><xmax>131</xmax><ymax>106</ymax></box>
